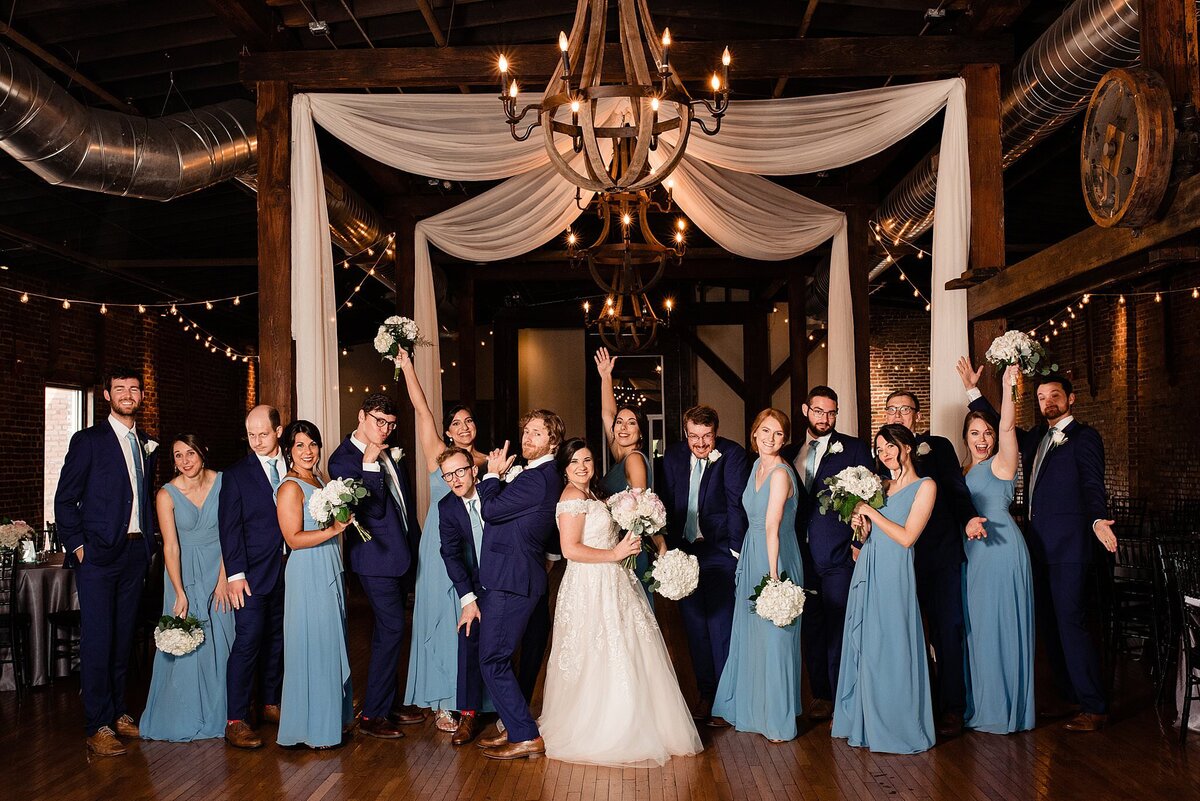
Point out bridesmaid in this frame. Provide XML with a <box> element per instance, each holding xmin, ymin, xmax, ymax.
<box><xmin>711</xmin><ymin>409</ymin><xmax>804</xmax><ymax>743</ymax></box>
<box><xmin>275</xmin><ymin>421</ymin><xmax>354</xmax><ymax>749</ymax></box>
<box><xmin>832</xmin><ymin>424</ymin><xmax>936</xmax><ymax>754</ymax></box>
<box><xmin>395</xmin><ymin>348</ymin><xmax>488</xmax><ymax>732</ymax></box>
<box><xmin>959</xmin><ymin>363</ymin><xmax>1035</xmax><ymax>734</ymax></box>
<box><xmin>594</xmin><ymin>348</ymin><xmax>665</xmax><ymax>599</ymax></box>
<box><xmin>141</xmin><ymin>434</ymin><xmax>234</xmax><ymax>741</ymax></box>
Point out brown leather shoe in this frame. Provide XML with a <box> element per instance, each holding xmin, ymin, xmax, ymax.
<box><xmin>477</xmin><ymin>723</ymin><xmax>508</xmax><ymax>749</ymax></box>
<box><xmin>1063</xmin><ymin>712</ymin><xmax>1107</xmax><ymax>732</ymax></box>
<box><xmin>808</xmin><ymin>699</ymin><xmax>834</xmax><ymax>721</ymax></box>
<box><xmin>388</xmin><ymin>706</ymin><xmax>426</xmax><ymax>726</ymax></box>
<box><xmin>359</xmin><ymin>716</ymin><xmax>405</xmax><ymax>739</ymax></box>
<box><xmin>937</xmin><ymin>711</ymin><xmax>964</xmax><ymax>738</ymax></box>
<box><xmin>451</xmin><ymin>714</ymin><xmax>478</xmax><ymax>746</ymax></box>
<box><xmin>483</xmin><ymin>736</ymin><xmax>545</xmax><ymax>760</ymax></box>
<box><xmin>261</xmin><ymin>704</ymin><xmax>281</xmax><ymax>724</ymax></box>
<box><xmin>706</xmin><ymin>716</ymin><xmax>732</xmax><ymax>728</ymax></box>
<box><xmin>225</xmin><ymin>720</ymin><xmax>264</xmax><ymax>749</ymax></box>
<box><xmin>86</xmin><ymin>726</ymin><xmax>127</xmax><ymax>757</ymax></box>
<box><xmin>691</xmin><ymin>698</ymin><xmax>712</xmax><ymax>722</ymax></box>
<box><xmin>114</xmin><ymin>714</ymin><xmax>140</xmax><ymax>738</ymax></box>
<box><xmin>1038</xmin><ymin>702</ymin><xmax>1081</xmax><ymax>719</ymax></box>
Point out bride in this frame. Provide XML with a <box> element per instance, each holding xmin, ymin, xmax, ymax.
<box><xmin>538</xmin><ymin>438</ymin><xmax>703</xmax><ymax>768</ymax></box>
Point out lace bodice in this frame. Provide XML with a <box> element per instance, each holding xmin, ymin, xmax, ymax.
<box><xmin>556</xmin><ymin>498</ymin><xmax>618</xmax><ymax>550</ymax></box>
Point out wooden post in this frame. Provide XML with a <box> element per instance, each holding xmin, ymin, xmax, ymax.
<box><xmin>458</xmin><ymin>277</ymin><xmax>477</xmax><ymax>407</ymax></box>
<box><xmin>970</xmin><ymin>318</ymin><xmax>1007</xmax><ymax>404</ymax></box>
<box><xmin>255</xmin><ymin>80</ymin><xmax>294</xmax><ymax>419</ymax></box>
<box><xmin>959</xmin><ymin>63</ymin><xmax>1005</xmax><ymax>285</ymax></box>
<box><xmin>1140</xmin><ymin>0</ymin><xmax>1200</xmax><ymax>109</ymax></box>
<box><xmin>787</xmin><ymin>277</ymin><xmax>809</xmax><ymax>428</ymax></box>
<box><xmin>848</xmin><ymin>207</ymin><xmax>872</xmax><ymax>439</ymax></box>
<box><xmin>743</xmin><ymin>306</ymin><xmax>770</xmax><ymax>438</ymax></box>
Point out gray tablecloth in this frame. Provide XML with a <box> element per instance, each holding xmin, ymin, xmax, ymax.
<box><xmin>1</xmin><ymin>558</ymin><xmax>78</xmax><ymax>690</ymax></box>
<box><xmin>1177</xmin><ymin>595</ymin><xmax>1200</xmax><ymax>733</ymax></box>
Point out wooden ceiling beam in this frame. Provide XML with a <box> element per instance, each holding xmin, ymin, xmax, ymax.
<box><xmin>0</xmin><ymin>23</ymin><xmax>139</xmax><ymax>114</ymax></box>
<box><xmin>204</xmin><ymin>0</ymin><xmax>294</xmax><ymax>51</ymax></box>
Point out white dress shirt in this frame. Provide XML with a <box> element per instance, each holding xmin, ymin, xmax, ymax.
<box><xmin>226</xmin><ymin>447</ymin><xmax>283</xmax><ymax>585</ymax></box>
<box><xmin>459</xmin><ymin>490</ymin><xmax>483</xmax><ymax>608</ymax></box>
<box><xmin>794</xmin><ymin>431</ymin><xmax>834</xmax><ymax>486</ymax></box>
<box><xmin>107</xmin><ymin>415</ymin><xmax>144</xmax><ymax>535</ymax></box>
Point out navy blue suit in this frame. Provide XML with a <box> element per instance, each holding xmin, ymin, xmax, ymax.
<box><xmin>475</xmin><ymin>461</ymin><xmax>562</xmax><ymax>742</ymax></box>
<box><xmin>218</xmin><ymin>452</ymin><xmax>286</xmax><ymax>721</ymax></box>
<box><xmin>328</xmin><ymin>436</ymin><xmax>416</xmax><ymax>720</ymax></box>
<box><xmin>54</xmin><ymin>421</ymin><xmax>157</xmax><ymax>734</ymax></box>
<box><xmin>439</xmin><ymin>493</ymin><xmax>484</xmax><ymax>711</ymax></box>
<box><xmin>785</xmin><ymin>430</ymin><xmax>872</xmax><ymax>703</ymax></box>
<box><xmin>660</xmin><ymin>437</ymin><xmax>750</xmax><ymax>702</ymax></box>
<box><xmin>970</xmin><ymin>396</ymin><xmax>1108</xmax><ymax>713</ymax></box>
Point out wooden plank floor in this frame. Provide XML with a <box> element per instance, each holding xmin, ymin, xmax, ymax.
<box><xmin>3</xmin><ymin>578</ymin><xmax>1197</xmax><ymax>801</ymax></box>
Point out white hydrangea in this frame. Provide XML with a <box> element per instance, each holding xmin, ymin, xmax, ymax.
<box><xmin>374</xmin><ymin>330</ymin><xmax>395</xmax><ymax>353</ymax></box>
<box><xmin>831</xmin><ymin>466</ymin><xmax>883</xmax><ymax>501</ymax></box>
<box><xmin>384</xmin><ymin>315</ymin><xmax>403</xmax><ymax>326</ymax></box>
<box><xmin>753</xmin><ymin>577</ymin><xmax>806</xmax><ymax>627</ymax></box>
<box><xmin>154</xmin><ymin>625</ymin><xmax>205</xmax><ymax>657</ymax></box>
<box><xmin>647</xmin><ymin>549</ymin><xmax>699</xmax><ymax>600</ymax></box>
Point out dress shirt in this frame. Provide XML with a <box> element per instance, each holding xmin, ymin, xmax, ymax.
<box><xmin>793</xmin><ymin>431</ymin><xmax>833</xmax><ymax>488</ymax></box>
<box><xmin>107</xmin><ymin>415</ymin><xmax>143</xmax><ymax>534</ymax></box>
<box><xmin>459</xmin><ymin>490</ymin><xmax>483</xmax><ymax>608</ymax></box>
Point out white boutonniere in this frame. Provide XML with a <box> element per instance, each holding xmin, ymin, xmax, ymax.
<box><xmin>828</xmin><ymin>441</ymin><xmax>844</xmax><ymax>455</ymax></box>
<box><xmin>504</xmin><ymin>465</ymin><xmax>524</xmax><ymax>482</ymax></box>
<box><xmin>143</xmin><ymin>439</ymin><xmax>158</xmax><ymax>457</ymax></box>
<box><xmin>390</xmin><ymin>447</ymin><xmax>404</xmax><ymax>462</ymax></box>
<box><xmin>708</xmin><ymin>449</ymin><xmax>722</xmax><ymax>463</ymax></box>
<box><xmin>916</xmin><ymin>442</ymin><xmax>931</xmax><ymax>457</ymax></box>
<box><xmin>1050</xmin><ymin>430</ymin><xmax>1068</xmax><ymax>449</ymax></box>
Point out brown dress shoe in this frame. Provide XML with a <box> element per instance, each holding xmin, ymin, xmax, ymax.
<box><xmin>691</xmin><ymin>698</ymin><xmax>712</xmax><ymax>722</ymax></box>
<box><xmin>388</xmin><ymin>706</ymin><xmax>426</xmax><ymax>726</ymax></box>
<box><xmin>483</xmin><ymin>736</ymin><xmax>545</xmax><ymax>760</ymax></box>
<box><xmin>451</xmin><ymin>715</ymin><xmax>478</xmax><ymax>746</ymax></box>
<box><xmin>261</xmin><ymin>704</ymin><xmax>281</xmax><ymax>724</ymax></box>
<box><xmin>936</xmin><ymin>711</ymin><xmax>964</xmax><ymax>738</ymax></box>
<box><xmin>225</xmin><ymin>720</ymin><xmax>264</xmax><ymax>749</ymax></box>
<box><xmin>706</xmin><ymin>716</ymin><xmax>732</xmax><ymax>728</ymax></box>
<box><xmin>1038</xmin><ymin>702</ymin><xmax>1081</xmax><ymax>719</ymax></box>
<box><xmin>86</xmin><ymin>726</ymin><xmax>127</xmax><ymax>757</ymax></box>
<box><xmin>359</xmin><ymin>716</ymin><xmax>405</xmax><ymax>739</ymax></box>
<box><xmin>114</xmin><ymin>714</ymin><xmax>140</xmax><ymax>738</ymax></box>
<box><xmin>808</xmin><ymin>699</ymin><xmax>834</xmax><ymax>721</ymax></box>
<box><xmin>1063</xmin><ymin>712</ymin><xmax>1107</xmax><ymax>732</ymax></box>
<box><xmin>477</xmin><ymin>723</ymin><xmax>508</xmax><ymax>749</ymax></box>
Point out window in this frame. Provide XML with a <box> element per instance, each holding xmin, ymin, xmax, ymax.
<box><xmin>44</xmin><ymin>386</ymin><xmax>85</xmax><ymax>525</ymax></box>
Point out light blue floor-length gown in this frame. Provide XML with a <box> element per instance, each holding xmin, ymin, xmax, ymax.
<box><xmin>277</xmin><ymin>476</ymin><xmax>354</xmax><ymax>748</ymax></box>
<box><xmin>833</xmin><ymin>477</ymin><xmax>936</xmax><ymax>754</ymax></box>
<box><xmin>711</xmin><ymin>459</ymin><xmax>804</xmax><ymax>741</ymax></box>
<box><xmin>140</xmin><ymin>475</ymin><xmax>235</xmax><ymax>741</ymax></box>
<box><xmin>963</xmin><ymin>457</ymin><xmax>1035</xmax><ymax>734</ymax></box>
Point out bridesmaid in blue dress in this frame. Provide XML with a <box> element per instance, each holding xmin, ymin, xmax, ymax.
<box><xmin>833</xmin><ymin>423</ymin><xmax>936</xmax><ymax>754</ymax></box>
<box><xmin>275</xmin><ymin>421</ymin><xmax>354</xmax><ymax>749</ymax></box>
<box><xmin>141</xmin><ymin>434</ymin><xmax>235</xmax><ymax>741</ymax></box>
<box><xmin>594</xmin><ymin>348</ymin><xmax>665</xmax><ymax>601</ymax></box>
<box><xmin>395</xmin><ymin>349</ymin><xmax>488</xmax><ymax>732</ymax></box>
<box><xmin>712</xmin><ymin>409</ymin><xmax>804</xmax><ymax>742</ymax></box>
<box><xmin>960</xmin><ymin>363</ymin><xmax>1035</xmax><ymax>734</ymax></box>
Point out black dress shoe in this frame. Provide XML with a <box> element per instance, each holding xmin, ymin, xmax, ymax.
<box><xmin>936</xmin><ymin>712</ymin><xmax>963</xmax><ymax>738</ymax></box>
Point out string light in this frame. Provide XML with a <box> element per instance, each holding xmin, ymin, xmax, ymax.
<box><xmin>1025</xmin><ymin>284</ymin><xmax>1200</xmax><ymax>341</ymax></box>
<box><xmin>100</xmin><ymin>304</ymin><xmax>107</xmax><ymax>314</ymax></box>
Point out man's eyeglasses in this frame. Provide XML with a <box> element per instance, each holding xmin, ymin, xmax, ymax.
<box><xmin>809</xmin><ymin>408</ymin><xmax>838</xmax><ymax>420</ymax></box>
<box><xmin>441</xmin><ymin>466</ymin><xmax>472</xmax><ymax>483</ymax></box>
<box><xmin>884</xmin><ymin>405</ymin><xmax>917</xmax><ymax>416</ymax></box>
<box><xmin>685</xmin><ymin>432</ymin><xmax>715</xmax><ymax>444</ymax></box>
<box><xmin>367</xmin><ymin>411</ymin><xmax>398</xmax><ymax>431</ymax></box>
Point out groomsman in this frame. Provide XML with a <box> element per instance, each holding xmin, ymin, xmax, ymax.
<box><xmin>328</xmin><ymin>393</ymin><xmax>418</xmax><ymax>739</ymax></box>
<box><xmin>784</xmin><ymin>386</ymin><xmax>871</xmax><ymax>721</ymax></box>
<box><xmin>881</xmin><ymin>390</ymin><xmax>986</xmax><ymax>736</ymax></box>
<box><xmin>962</xmin><ymin>363</ymin><xmax>1116</xmax><ymax>732</ymax></box>
<box><xmin>219</xmin><ymin>405</ymin><xmax>287</xmax><ymax>749</ymax></box>
<box><xmin>661</xmin><ymin>405</ymin><xmax>750</xmax><ymax>726</ymax></box>
<box><xmin>475</xmin><ymin>410</ymin><xmax>565</xmax><ymax>760</ymax></box>
<box><xmin>55</xmin><ymin>368</ymin><xmax>158</xmax><ymax>757</ymax></box>
<box><xmin>437</xmin><ymin>446</ymin><xmax>486</xmax><ymax>746</ymax></box>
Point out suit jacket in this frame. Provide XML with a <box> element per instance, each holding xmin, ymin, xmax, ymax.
<box><xmin>54</xmin><ymin>421</ymin><xmax>158</xmax><ymax>567</ymax></box>
<box><xmin>327</xmin><ymin>436</ymin><xmax>416</xmax><ymax>578</ymax></box>
<box><xmin>475</xmin><ymin>460</ymin><xmax>562</xmax><ymax>598</ymax></box>
<box><xmin>785</xmin><ymin>430</ymin><xmax>873</xmax><ymax>574</ymax></box>
<box><xmin>660</xmin><ymin>437</ymin><xmax>751</xmax><ymax>568</ymax></box>
<box><xmin>439</xmin><ymin>493</ymin><xmax>482</xmax><ymax>603</ymax></box>
<box><xmin>970</xmin><ymin>396</ymin><xmax>1107</xmax><ymax>564</ymax></box>
<box><xmin>218</xmin><ymin>452</ymin><xmax>285</xmax><ymax>593</ymax></box>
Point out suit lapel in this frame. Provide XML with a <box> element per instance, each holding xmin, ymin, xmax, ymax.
<box><xmin>102</xmin><ymin>424</ymin><xmax>134</xmax><ymax>506</ymax></box>
<box><xmin>247</xmin><ymin>452</ymin><xmax>274</xmax><ymax>499</ymax></box>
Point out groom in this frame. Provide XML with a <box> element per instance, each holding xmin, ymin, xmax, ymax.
<box><xmin>474</xmin><ymin>410</ymin><xmax>565</xmax><ymax>760</ymax></box>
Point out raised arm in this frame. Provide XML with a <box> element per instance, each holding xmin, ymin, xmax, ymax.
<box><xmin>395</xmin><ymin>348</ymin><xmax>446</xmax><ymax>473</ymax></box>
<box><xmin>594</xmin><ymin>348</ymin><xmax>618</xmax><ymax>452</ymax></box>
<box><xmin>859</xmin><ymin>479</ymin><xmax>937</xmax><ymax>549</ymax></box>
<box><xmin>764</xmin><ymin>468</ymin><xmax>791</xmax><ymax>579</ymax></box>
<box><xmin>277</xmin><ymin>482</ymin><xmax>348</xmax><ymax>550</ymax></box>
<box><xmin>993</xmin><ymin>364</ymin><xmax>1020</xmax><ymax>480</ymax></box>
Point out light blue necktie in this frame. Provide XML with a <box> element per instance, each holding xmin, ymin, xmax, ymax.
<box><xmin>684</xmin><ymin>459</ymin><xmax>704</xmax><ymax>542</ymax></box>
<box><xmin>804</xmin><ymin>440</ymin><xmax>819</xmax><ymax>492</ymax></box>
<box><xmin>127</xmin><ymin>431</ymin><xmax>147</xmax><ymax>532</ymax></box>
<box><xmin>467</xmin><ymin>498</ymin><xmax>484</xmax><ymax>562</ymax></box>
<box><xmin>267</xmin><ymin>457</ymin><xmax>281</xmax><ymax>491</ymax></box>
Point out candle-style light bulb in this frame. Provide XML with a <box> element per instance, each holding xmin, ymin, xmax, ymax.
<box><xmin>676</xmin><ymin>218</ymin><xmax>687</xmax><ymax>230</ymax></box>
<box><xmin>509</xmin><ymin>82</ymin><xmax>519</xmax><ymax>98</ymax></box>
<box><xmin>661</xmin><ymin>28</ymin><xmax>671</xmax><ymax>69</ymax></box>
<box><xmin>559</xmin><ymin>31</ymin><xmax>569</xmax><ymax>52</ymax></box>
<box><xmin>498</xmin><ymin>55</ymin><xmax>509</xmax><ymax>95</ymax></box>
<box><xmin>558</xmin><ymin>31</ymin><xmax>572</xmax><ymax>79</ymax></box>
<box><xmin>650</xmin><ymin>97</ymin><xmax>660</xmax><ymax>112</ymax></box>
<box><xmin>583</xmin><ymin>301</ymin><xmax>590</xmax><ymax>313</ymax></box>
<box><xmin>722</xmin><ymin>47</ymin><xmax>731</xmax><ymax>67</ymax></box>
<box><xmin>570</xmin><ymin>99</ymin><xmax>580</xmax><ymax>113</ymax></box>
<box><xmin>621</xmin><ymin>213</ymin><xmax>632</xmax><ymax>226</ymax></box>
<box><xmin>498</xmin><ymin>55</ymin><xmax>508</xmax><ymax>73</ymax></box>
<box><xmin>710</xmin><ymin>74</ymin><xmax>721</xmax><ymax>93</ymax></box>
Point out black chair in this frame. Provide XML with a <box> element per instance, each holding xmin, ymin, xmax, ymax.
<box><xmin>47</xmin><ymin>608</ymin><xmax>81</xmax><ymax>682</ymax></box>
<box><xmin>1162</xmin><ymin>499</ymin><xmax>1200</xmax><ymax>538</ymax></box>
<box><xmin>1108</xmin><ymin>538</ymin><xmax>1164</xmax><ymax>686</ymax></box>
<box><xmin>1109</xmin><ymin>495</ymin><xmax>1148</xmax><ymax>539</ymax></box>
<box><xmin>1169</xmin><ymin>552</ymin><xmax>1200</xmax><ymax>744</ymax></box>
<box><xmin>1156</xmin><ymin>537</ymin><xmax>1200</xmax><ymax>703</ymax></box>
<box><xmin>0</xmin><ymin>550</ymin><xmax>33</xmax><ymax>695</ymax></box>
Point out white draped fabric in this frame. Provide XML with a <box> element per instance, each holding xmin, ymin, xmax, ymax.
<box><xmin>289</xmin><ymin>78</ymin><xmax>970</xmax><ymax>515</ymax></box>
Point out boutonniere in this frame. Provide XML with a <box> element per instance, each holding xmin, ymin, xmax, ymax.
<box><xmin>143</xmin><ymin>439</ymin><xmax>159</xmax><ymax>457</ymax></box>
<box><xmin>504</xmin><ymin>465</ymin><xmax>524</xmax><ymax>482</ymax></box>
<box><xmin>916</xmin><ymin>442</ymin><xmax>931</xmax><ymax>457</ymax></box>
<box><xmin>708</xmin><ymin>449</ymin><xmax>722</xmax><ymax>463</ymax></box>
<box><xmin>390</xmin><ymin>447</ymin><xmax>404</xmax><ymax>462</ymax></box>
<box><xmin>828</xmin><ymin>441</ymin><xmax>844</xmax><ymax>455</ymax></box>
<box><xmin>1050</xmin><ymin>430</ymin><xmax>1068</xmax><ymax>449</ymax></box>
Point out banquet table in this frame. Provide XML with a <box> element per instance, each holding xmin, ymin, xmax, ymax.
<box><xmin>1178</xmin><ymin>595</ymin><xmax>1200</xmax><ymax>733</ymax></box>
<box><xmin>0</xmin><ymin>554</ymin><xmax>78</xmax><ymax>691</ymax></box>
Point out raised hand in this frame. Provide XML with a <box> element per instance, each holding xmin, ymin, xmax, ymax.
<box><xmin>1003</xmin><ymin>363</ymin><xmax>1020</xmax><ymax>391</ymax></box>
<box><xmin>487</xmin><ymin>440</ymin><xmax>515</xmax><ymax>476</ymax></box>
<box><xmin>1093</xmin><ymin>519</ymin><xmax>1118</xmax><ymax>553</ymax></box>
<box><xmin>594</xmin><ymin>347</ymin><xmax>616</xmax><ymax>378</ymax></box>
<box><xmin>956</xmin><ymin>356</ymin><xmax>983</xmax><ymax>391</ymax></box>
<box><xmin>394</xmin><ymin>348</ymin><xmax>413</xmax><ymax>373</ymax></box>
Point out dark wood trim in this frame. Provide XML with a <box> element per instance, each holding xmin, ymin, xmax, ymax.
<box><xmin>677</xmin><ymin>327</ymin><xmax>746</xmax><ymax>397</ymax></box>
<box><xmin>969</xmin><ymin>319</ymin><xmax>1007</xmax><ymax>407</ymax></box>
<box><xmin>769</xmin><ymin>355</ymin><xmax>791</xmax><ymax>396</ymax></box>
<box><xmin>959</xmin><ymin>62</ymin><xmax>1005</xmax><ymax>286</ymax></box>
<box><xmin>1139</xmin><ymin>0</ymin><xmax>1200</xmax><ymax>109</ymax></box>
<box><xmin>204</xmin><ymin>0</ymin><xmax>293</xmax><ymax>52</ymax></box>
<box><xmin>0</xmin><ymin>22</ymin><xmax>140</xmax><ymax>114</ymax></box>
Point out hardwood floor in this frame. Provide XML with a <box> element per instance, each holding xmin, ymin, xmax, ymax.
<box><xmin>2</xmin><ymin>578</ymin><xmax>1197</xmax><ymax>801</ymax></box>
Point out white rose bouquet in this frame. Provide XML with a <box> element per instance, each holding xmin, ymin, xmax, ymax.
<box><xmin>154</xmin><ymin>615</ymin><xmax>205</xmax><ymax>657</ymax></box>
<box><xmin>749</xmin><ymin>572</ymin><xmax>806</xmax><ymax>627</ymax></box>
<box><xmin>607</xmin><ymin>487</ymin><xmax>668</xmax><ymax>570</ymax></box>
<box><xmin>375</xmin><ymin>315</ymin><xmax>432</xmax><ymax>379</ymax></box>
<box><xmin>985</xmin><ymin>330</ymin><xmax>1059</xmax><ymax>399</ymax></box>
<box><xmin>818</xmin><ymin>465</ymin><xmax>885</xmax><ymax>543</ymax></box>
<box><xmin>0</xmin><ymin>519</ymin><xmax>35</xmax><ymax>551</ymax></box>
<box><xmin>308</xmin><ymin>478</ymin><xmax>373</xmax><ymax>542</ymax></box>
<box><xmin>642</xmin><ymin>549</ymin><xmax>699</xmax><ymax>600</ymax></box>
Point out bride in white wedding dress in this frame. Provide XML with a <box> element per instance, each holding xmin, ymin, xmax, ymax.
<box><xmin>538</xmin><ymin>439</ymin><xmax>703</xmax><ymax>768</ymax></box>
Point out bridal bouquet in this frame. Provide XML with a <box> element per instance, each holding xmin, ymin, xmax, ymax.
<box><xmin>750</xmin><ymin>573</ymin><xmax>806</xmax><ymax>628</ymax></box>
<box><xmin>818</xmin><ymin>465</ymin><xmax>885</xmax><ymax>543</ymax></box>
<box><xmin>375</xmin><ymin>315</ymin><xmax>432</xmax><ymax>379</ymax></box>
<box><xmin>642</xmin><ymin>549</ymin><xmax>699</xmax><ymax>600</ymax></box>
<box><xmin>0</xmin><ymin>518</ymin><xmax>35</xmax><ymax>551</ymax></box>
<box><xmin>607</xmin><ymin>487</ymin><xmax>667</xmax><ymax>570</ymax></box>
<box><xmin>985</xmin><ymin>330</ymin><xmax>1058</xmax><ymax>399</ymax></box>
<box><xmin>154</xmin><ymin>615</ymin><xmax>205</xmax><ymax>657</ymax></box>
<box><xmin>308</xmin><ymin>478</ymin><xmax>373</xmax><ymax>542</ymax></box>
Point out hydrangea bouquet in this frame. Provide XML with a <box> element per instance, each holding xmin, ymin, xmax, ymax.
<box><xmin>985</xmin><ymin>330</ymin><xmax>1058</xmax><ymax>399</ymax></box>
<box><xmin>0</xmin><ymin>519</ymin><xmax>35</xmax><ymax>551</ymax></box>
<box><xmin>818</xmin><ymin>465</ymin><xmax>885</xmax><ymax>543</ymax></box>
<box><xmin>154</xmin><ymin>615</ymin><xmax>205</xmax><ymax>657</ymax></box>
<box><xmin>749</xmin><ymin>572</ymin><xmax>806</xmax><ymax>627</ymax></box>
<box><xmin>607</xmin><ymin>487</ymin><xmax>667</xmax><ymax>570</ymax></box>
<box><xmin>374</xmin><ymin>315</ymin><xmax>432</xmax><ymax>379</ymax></box>
<box><xmin>642</xmin><ymin>549</ymin><xmax>699</xmax><ymax>600</ymax></box>
<box><xmin>308</xmin><ymin>478</ymin><xmax>372</xmax><ymax>542</ymax></box>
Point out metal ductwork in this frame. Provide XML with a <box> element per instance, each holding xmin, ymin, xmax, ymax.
<box><xmin>869</xmin><ymin>0</ymin><xmax>1142</xmax><ymax>279</ymax></box>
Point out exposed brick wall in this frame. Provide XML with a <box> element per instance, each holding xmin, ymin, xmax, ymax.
<box><xmin>869</xmin><ymin>302</ymin><xmax>931</xmax><ymax>435</ymax></box>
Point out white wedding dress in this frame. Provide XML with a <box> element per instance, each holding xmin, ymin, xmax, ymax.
<box><xmin>538</xmin><ymin>499</ymin><xmax>702</xmax><ymax>768</ymax></box>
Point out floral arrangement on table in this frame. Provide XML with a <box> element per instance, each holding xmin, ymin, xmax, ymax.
<box><xmin>0</xmin><ymin>518</ymin><xmax>35</xmax><ymax>551</ymax></box>
<box><xmin>308</xmin><ymin>479</ymin><xmax>373</xmax><ymax>542</ymax></box>
<box><xmin>985</xmin><ymin>330</ymin><xmax>1059</xmax><ymax>399</ymax></box>
<box><xmin>817</xmin><ymin>466</ymin><xmax>885</xmax><ymax>543</ymax></box>
<box><xmin>749</xmin><ymin>572</ymin><xmax>806</xmax><ymax>628</ymax></box>
<box><xmin>642</xmin><ymin>549</ymin><xmax>700</xmax><ymax>600</ymax></box>
<box><xmin>607</xmin><ymin>487</ymin><xmax>668</xmax><ymax>570</ymax></box>
<box><xmin>154</xmin><ymin>615</ymin><xmax>206</xmax><ymax>657</ymax></box>
<box><xmin>374</xmin><ymin>315</ymin><xmax>432</xmax><ymax>379</ymax></box>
